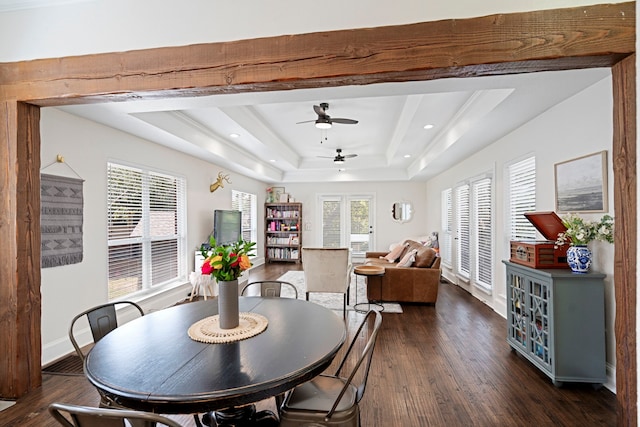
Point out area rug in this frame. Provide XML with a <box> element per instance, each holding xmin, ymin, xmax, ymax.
<box><xmin>277</xmin><ymin>271</ymin><xmax>402</xmax><ymax>314</ymax></box>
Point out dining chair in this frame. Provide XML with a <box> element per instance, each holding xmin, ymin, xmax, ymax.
<box><xmin>69</xmin><ymin>301</ymin><xmax>144</xmax><ymax>361</ymax></box>
<box><xmin>302</xmin><ymin>247</ymin><xmax>353</xmax><ymax>318</ymax></box>
<box><xmin>49</xmin><ymin>402</ymin><xmax>183</xmax><ymax>427</ymax></box>
<box><xmin>241</xmin><ymin>280</ymin><xmax>299</xmax><ymax>299</ymax></box>
<box><xmin>279</xmin><ymin>309</ymin><xmax>383</xmax><ymax>427</ymax></box>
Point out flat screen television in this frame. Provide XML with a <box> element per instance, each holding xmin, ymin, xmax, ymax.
<box><xmin>211</xmin><ymin>209</ymin><xmax>242</xmax><ymax>246</ymax></box>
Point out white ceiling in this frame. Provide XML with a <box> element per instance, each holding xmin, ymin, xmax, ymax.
<box><xmin>0</xmin><ymin>0</ymin><xmax>95</xmax><ymax>12</ymax></box>
<box><xmin>57</xmin><ymin>68</ymin><xmax>611</xmax><ymax>184</ymax></box>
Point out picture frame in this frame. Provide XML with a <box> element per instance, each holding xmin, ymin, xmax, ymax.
<box><xmin>554</xmin><ymin>150</ymin><xmax>608</xmax><ymax>213</ymax></box>
<box><xmin>270</xmin><ymin>187</ymin><xmax>284</xmax><ymax>203</ymax></box>
<box><xmin>279</xmin><ymin>192</ymin><xmax>290</xmax><ymax>203</ymax></box>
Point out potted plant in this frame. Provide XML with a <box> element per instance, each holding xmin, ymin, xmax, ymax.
<box><xmin>555</xmin><ymin>213</ymin><xmax>614</xmax><ymax>273</ymax></box>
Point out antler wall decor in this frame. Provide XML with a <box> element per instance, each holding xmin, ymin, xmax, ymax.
<box><xmin>210</xmin><ymin>171</ymin><xmax>231</xmax><ymax>192</ymax></box>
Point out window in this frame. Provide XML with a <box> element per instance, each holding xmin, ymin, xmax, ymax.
<box><xmin>232</xmin><ymin>190</ymin><xmax>257</xmax><ymax>244</ymax></box>
<box><xmin>455</xmin><ymin>184</ymin><xmax>470</xmax><ymax>279</ymax></box>
<box><xmin>508</xmin><ymin>156</ymin><xmax>536</xmax><ymax>240</ymax></box>
<box><xmin>441</xmin><ymin>188</ymin><xmax>453</xmax><ymax>267</ymax></box>
<box><xmin>321</xmin><ymin>197</ymin><xmax>342</xmax><ymax>248</ymax></box>
<box><xmin>473</xmin><ymin>178</ymin><xmax>493</xmax><ymax>290</ymax></box>
<box><xmin>107</xmin><ymin>162</ymin><xmax>186</xmax><ymax>300</ymax></box>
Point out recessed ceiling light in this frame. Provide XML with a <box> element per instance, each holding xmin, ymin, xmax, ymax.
<box><xmin>269</xmin><ymin>159</ymin><xmax>276</xmax><ymax>162</ymax></box>
<box><xmin>404</xmin><ymin>154</ymin><xmax>411</xmax><ymax>158</ymax></box>
<box><xmin>423</xmin><ymin>124</ymin><xmax>434</xmax><ymax>130</ymax></box>
<box><xmin>229</xmin><ymin>133</ymin><xmax>240</xmax><ymax>138</ymax></box>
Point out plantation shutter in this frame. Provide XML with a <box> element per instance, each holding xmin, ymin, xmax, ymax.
<box><xmin>456</xmin><ymin>184</ymin><xmax>470</xmax><ymax>278</ymax></box>
<box><xmin>322</xmin><ymin>199</ymin><xmax>341</xmax><ymax>248</ymax></box>
<box><xmin>441</xmin><ymin>188</ymin><xmax>453</xmax><ymax>266</ymax></box>
<box><xmin>473</xmin><ymin>178</ymin><xmax>493</xmax><ymax>290</ymax></box>
<box><xmin>508</xmin><ymin>156</ymin><xmax>536</xmax><ymax>240</ymax></box>
<box><xmin>232</xmin><ymin>190</ymin><xmax>257</xmax><ymax>243</ymax></box>
<box><xmin>107</xmin><ymin>163</ymin><xmax>186</xmax><ymax>300</ymax></box>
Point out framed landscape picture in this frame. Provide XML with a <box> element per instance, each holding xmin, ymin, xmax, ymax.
<box><xmin>554</xmin><ymin>150</ymin><xmax>607</xmax><ymax>213</ymax></box>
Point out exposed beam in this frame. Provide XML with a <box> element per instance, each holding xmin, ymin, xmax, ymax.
<box><xmin>0</xmin><ymin>3</ymin><xmax>634</xmax><ymax>106</ymax></box>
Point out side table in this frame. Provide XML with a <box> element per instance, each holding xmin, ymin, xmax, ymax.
<box><xmin>353</xmin><ymin>265</ymin><xmax>385</xmax><ymax>313</ymax></box>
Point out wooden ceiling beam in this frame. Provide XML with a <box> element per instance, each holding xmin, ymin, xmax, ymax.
<box><xmin>0</xmin><ymin>3</ymin><xmax>634</xmax><ymax>106</ymax></box>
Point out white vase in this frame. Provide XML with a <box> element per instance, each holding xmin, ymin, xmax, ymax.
<box><xmin>566</xmin><ymin>245</ymin><xmax>592</xmax><ymax>273</ymax></box>
<box><xmin>218</xmin><ymin>280</ymin><xmax>239</xmax><ymax>329</ymax></box>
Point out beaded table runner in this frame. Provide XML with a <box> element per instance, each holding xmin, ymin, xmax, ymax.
<box><xmin>188</xmin><ymin>312</ymin><xmax>268</xmax><ymax>343</ymax></box>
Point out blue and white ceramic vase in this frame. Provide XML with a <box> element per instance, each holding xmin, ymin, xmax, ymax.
<box><xmin>566</xmin><ymin>245</ymin><xmax>592</xmax><ymax>273</ymax></box>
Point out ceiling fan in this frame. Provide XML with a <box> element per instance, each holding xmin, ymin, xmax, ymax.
<box><xmin>297</xmin><ymin>102</ymin><xmax>359</xmax><ymax>129</ymax></box>
<box><xmin>318</xmin><ymin>148</ymin><xmax>358</xmax><ymax>164</ymax></box>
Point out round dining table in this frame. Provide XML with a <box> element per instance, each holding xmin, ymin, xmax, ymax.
<box><xmin>84</xmin><ymin>297</ymin><xmax>346</xmax><ymax>423</ymax></box>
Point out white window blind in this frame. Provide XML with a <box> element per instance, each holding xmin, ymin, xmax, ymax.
<box><xmin>322</xmin><ymin>199</ymin><xmax>341</xmax><ymax>248</ymax></box>
<box><xmin>508</xmin><ymin>156</ymin><xmax>536</xmax><ymax>240</ymax></box>
<box><xmin>232</xmin><ymin>190</ymin><xmax>257</xmax><ymax>244</ymax></box>
<box><xmin>473</xmin><ymin>178</ymin><xmax>493</xmax><ymax>290</ymax></box>
<box><xmin>441</xmin><ymin>188</ymin><xmax>453</xmax><ymax>266</ymax></box>
<box><xmin>107</xmin><ymin>163</ymin><xmax>186</xmax><ymax>300</ymax></box>
<box><xmin>456</xmin><ymin>184</ymin><xmax>470</xmax><ymax>278</ymax></box>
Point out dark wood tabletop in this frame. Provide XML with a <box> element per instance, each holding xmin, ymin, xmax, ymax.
<box><xmin>84</xmin><ymin>297</ymin><xmax>346</xmax><ymax>414</ymax></box>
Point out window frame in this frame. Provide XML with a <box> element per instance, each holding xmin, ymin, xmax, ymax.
<box><xmin>232</xmin><ymin>190</ymin><xmax>258</xmax><ymax>246</ymax></box>
<box><xmin>106</xmin><ymin>161</ymin><xmax>187</xmax><ymax>300</ymax></box>
<box><xmin>506</xmin><ymin>155</ymin><xmax>537</xmax><ymax>241</ymax></box>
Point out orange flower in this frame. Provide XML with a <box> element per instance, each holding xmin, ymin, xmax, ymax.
<box><xmin>238</xmin><ymin>254</ymin><xmax>252</xmax><ymax>270</ymax></box>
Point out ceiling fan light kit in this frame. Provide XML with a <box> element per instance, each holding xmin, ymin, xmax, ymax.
<box><xmin>315</xmin><ymin>119</ymin><xmax>332</xmax><ymax>129</ymax></box>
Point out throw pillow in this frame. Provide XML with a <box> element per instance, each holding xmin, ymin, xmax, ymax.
<box><xmin>413</xmin><ymin>247</ymin><xmax>437</xmax><ymax>268</ymax></box>
<box><xmin>397</xmin><ymin>249</ymin><xmax>417</xmax><ymax>267</ymax></box>
<box><xmin>382</xmin><ymin>242</ymin><xmax>406</xmax><ymax>262</ymax></box>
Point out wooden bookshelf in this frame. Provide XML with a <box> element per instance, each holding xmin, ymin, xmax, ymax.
<box><xmin>265</xmin><ymin>203</ymin><xmax>302</xmax><ymax>263</ymax></box>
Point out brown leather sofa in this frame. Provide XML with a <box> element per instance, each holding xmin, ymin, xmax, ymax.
<box><xmin>364</xmin><ymin>240</ymin><xmax>441</xmax><ymax>304</ymax></box>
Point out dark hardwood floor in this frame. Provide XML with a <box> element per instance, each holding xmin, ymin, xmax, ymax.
<box><xmin>0</xmin><ymin>262</ymin><xmax>616</xmax><ymax>426</ymax></box>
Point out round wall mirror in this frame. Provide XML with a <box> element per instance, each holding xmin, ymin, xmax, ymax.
<box><xmin>392</xmin><ymin>201</ymin><xmax>413</xmax><ymax>223</ymax></box>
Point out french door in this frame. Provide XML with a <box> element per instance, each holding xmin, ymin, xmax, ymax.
<box><xmin>319</xmin><ymin>194</ymin><xmax>374</xmax><ymax>260</ymax></box>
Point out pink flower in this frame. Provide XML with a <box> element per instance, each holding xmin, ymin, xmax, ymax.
<box><xmin>201</xmin><ymin>259</ymin><xmax>213</xmax><ymax>275</ymax></box>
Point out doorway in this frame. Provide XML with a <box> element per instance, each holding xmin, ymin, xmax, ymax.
<box><xmin>319</xmin><ymin>194</ymin><xmax>375</xmax><ymax>262</ymax></box>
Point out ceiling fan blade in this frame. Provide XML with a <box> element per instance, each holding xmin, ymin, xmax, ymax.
<box><xmin>317</xmin><ymin>155</ymin><xmax>334</xmax><ymax>158</ymax></box>
<box><xmin>330</xmin><ymin>118</ymin><xmax>358</xmax><ymax>125</ymax></box>
<box><xmin>343</xmin><ymin>154</ymin><xmax>358</xmax><ymax>158</ymax></box>
<box><xmin>313</xmin><ymin>104</ymin><xmax>327</xmax><ymax>117</ymax></box>
<box><xmin>296</xmin><ymin>119</ymin><xmax>316</xmax><ymax>124</ymax></box>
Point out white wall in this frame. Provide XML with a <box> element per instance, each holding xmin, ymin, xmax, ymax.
<box><xmin>40</xmin><ymin>108</ymin><xmax>269</xmax><ymax>364</ymax></box>
<box><xmin>282</xmin><ymin>181</ymin><xmax>429</xmax><ymax>250</ymax></box>
<box><xmin>0</xmin><ymin>0</ymin><xmax>618</xmax><ymax>62</ymax></box>
<box><xmin>425</xmin><ymin>75</ymin><xmax>616</xmax><ymax>390</ymax></box>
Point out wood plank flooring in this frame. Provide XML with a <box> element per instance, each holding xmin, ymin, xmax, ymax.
<box><xmin>0</xmin><ymin>263</ymin><xmax>616</xmax><ymax>426</ymax></box>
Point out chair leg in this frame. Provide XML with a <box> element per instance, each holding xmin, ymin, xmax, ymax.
<box><xmin>343</xmin><ymin>294</ymin><xmax>347</xmax><ymax>319</ymax></box>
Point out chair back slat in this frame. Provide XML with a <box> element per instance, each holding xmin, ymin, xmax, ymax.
<box><xmin>69</xmin><ymin>301</ymin><xmax>144</xmax><ymax>361</ymax></box>
<box><xmin>241</xmin><ymin>280</ymin><xmax>298</xmax><ymax>299</ymax></box>
<box><xmin>49</xmin><ymin>402</ymin><xmax>183</xmax><ymax>427</ymax></box>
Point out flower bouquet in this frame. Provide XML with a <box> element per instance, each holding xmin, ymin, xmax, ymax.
<box><xmin>555</xmin><ymin>213</ymin><xmax>614</xmax><ymax>273</ymax></box>
<box><xmin>200</xmin><ymin>236</ymin><xmax>256</xmax><ymax>281</ymax></box>
<box><xmin>555</xmin><ymin>213</ymin><xmax>614</xmax><ymax>246</ymax></box>
<box><xmin>200</xmin><ymin>236</ymin><xmax>256</xmax><ymax>329</ymax></box>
